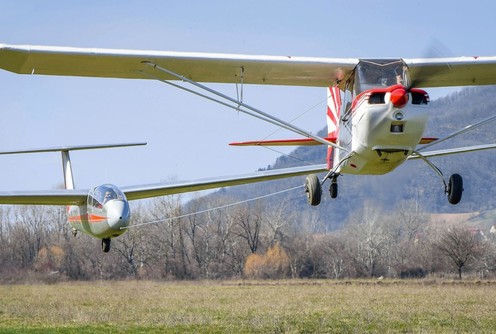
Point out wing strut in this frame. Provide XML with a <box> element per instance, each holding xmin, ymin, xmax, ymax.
<box><xmin>418</xmin><ymin>113</ymin><xmax>496</xmax><ymax>151</ymax></box>
<box><xmin>140</xmin><ymin>62</ymin><xmax>348</xmax><ymax>152</ymax></box>
<box><xmin>410</xmin><ymin>114</ymin><xmax>496</xmax><ymax>198</ymax></box>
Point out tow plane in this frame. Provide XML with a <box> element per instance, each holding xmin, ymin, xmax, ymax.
<box><xmin>2</xmin><ymin>43</ymin><xmax>496</xmax><ymax>240</ymax></box>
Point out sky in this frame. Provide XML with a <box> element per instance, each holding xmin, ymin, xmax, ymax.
<box><xmin>1</xmin><ymin>1</ymin><xmax>496</xmax><ymax>194</ymax></box>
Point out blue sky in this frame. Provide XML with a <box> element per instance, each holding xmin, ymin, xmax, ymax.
<box><xmin>1</xmin><ymin>1</ymin><xmax>496</xmax><ymax>193</ymax></box>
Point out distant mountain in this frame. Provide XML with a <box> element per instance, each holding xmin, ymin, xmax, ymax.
<box><xmin>200</xmin><ymin>86</ymin><xmax>496</xmax><ymax>230</ymax></box>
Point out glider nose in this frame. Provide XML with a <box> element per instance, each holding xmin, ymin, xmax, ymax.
<box><xmin>390</xmin><ymin>87</ymin><xmax>409</xmax><ymax>108</ymax></box>
<box><xmin>106</xmin><ymin>200</ymin><xmax>131</xmax><ymax>230</ymax></box>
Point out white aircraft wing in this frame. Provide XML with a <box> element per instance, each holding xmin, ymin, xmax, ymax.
<box><xmin>408</xmin><ymin>144</ymin><xmax>496</xmax><ymax>160</ymax></box>
<box><xmin>0</xmin><ymin>164</ymin><xmax>328</xmax><ymax>205</ymax></box>
<box><xmin>121</xmin><ymin>164</ymin><xmax>328</xmax><ymax>201</ymax></box>
<box><xmin>0</xmin><ymin>189</ymin><xmax>88</xmax><ymax>205</ymax></box>
<box><xmin>0</xmin><ymin>43</ymin><xmax>358</xmax><ymax>87</ymax></box>
<box><xmin>404</xmin><ymin>56</ymin><xmax>496</xmax><ymax>88</ymax></box>
<box><xmin>2</xmin><ymin>43</ymin><xmax>496</xmax><ymax>88</ymax></box>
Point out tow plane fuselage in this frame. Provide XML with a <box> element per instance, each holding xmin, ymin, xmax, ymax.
<box><xmin>333</xmin><ymin>59</ymin><xmax>430</xmax><ymax>175</ymax></box>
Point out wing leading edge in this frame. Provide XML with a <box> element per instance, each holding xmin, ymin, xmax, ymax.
<box><xmin>2</xmin><ymin>43</ymin><xmax>496</xmax><ymax>88</ymax></box>
<box><xmin>0</xmin><ymin>164</ymin><xmax>328</xmax><ymax>205</ymax></box>
<box><xmin>0</xmin><ymin>189</ymin><xmax>88</xmax><ymax>205</ymax></box>
<box><xmin>404</xmin><ymin>57</ymin><xmax>496</xmax><ymax>88</ymax></box>
<box><xmin>121</xmin><ymin>164</ymin><xmax>328</xmax><ymax>201</ymax></box>
<box><xmin>0</xmin><ymin>43</ymin><xmax>358</xmax><ymax>87</ymax></box>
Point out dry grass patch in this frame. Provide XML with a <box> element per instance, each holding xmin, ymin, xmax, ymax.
<box><xmin>1</xmin><ymin>280</ymin><xmax>496</xmax><ymax>333</ymax></box>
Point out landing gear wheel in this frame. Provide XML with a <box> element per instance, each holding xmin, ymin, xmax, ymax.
<box><xmin>305</xmin><ymin>174</ymin><xmax>322</xmax><ymax>206</ymax></box>
<box><xmin>102</xmin><ymin>238</ymin><xmax>111</xmax><ymax>253</ymax></box>
<box><xmin>330</xmin><ymin>182</ymin><xmax>338</xmax><ymax>199</ymax></box>
<box><xmin>447</xmin><ymin>174</ymin><xmax>463</xmax><ymax>205</ymax></box>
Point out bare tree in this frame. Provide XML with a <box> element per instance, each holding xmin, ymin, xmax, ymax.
<box><xmin>263</xmin><ymin>201</ymin><xmax>291</xmax><ymax>245</ymax></box>
<box><xmin>395</xmin><ymin>200</ymin><xmax>427</xmax><ymax>241</ymax></box>
<box><xmin>233</xmin><ymin>204</ymin><xmax>263</xmax><ymax>254</ymax></box>
<box><xmin>46</xmin><ymin>206</ymin><xmax>70</xmax><ymax>243</ymax></box>
<box><xmin>380</xmin><ymin>201</ymin><xmax>428</xmax><ymax>278</ymax></box>
<box><xmin>322</xmin><ymin>234</ymin><xmax>348</xmax><ymax>279</ymax></box>
<box><xmin>8</xmin><ymin>206</ymin><xmax>49</xmax><ymax>269</ymax></box>
<box><xmin>207</xmin><ymin>205</ymin><xmax>240</xmax><ymax>277</ymax></box>
<box><xmin>148</xmin><ymin>195</ymin><xmax>190</xmax><ymax>279</ymax></box>
<box><xmin>344</xmin><ymin>202</ymin><xmax>387</xmax><ymax>277</ymax></box>
<box><xmin>436</xmin><ymin>226</ymin><xmax>479</xmax><ymax>279</ymax></box>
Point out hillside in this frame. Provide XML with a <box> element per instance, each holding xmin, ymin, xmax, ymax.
<box><xmin>201</xmin><ymin>86</ymin><xmax>496</xmax><ymax>230</ymax></box>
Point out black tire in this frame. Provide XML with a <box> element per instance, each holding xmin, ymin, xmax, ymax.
<box><xmin>102</xmin><ymin>238</ymin><xmax>111</xmax><ymax>253</ymax></box>
<box><xmin>330</xmin><ymin>182</ymin><xmax>338</xmax><ymax>199</ymax></box>
<box><xmin>305</xmin><ymin>174</ymin><xmax>322</xmax><ymax>206</ymax></box>
<box><xmin>447</xmin><ymin>174</ymin><xmax>463</xmax><ymax>205</ymax></box>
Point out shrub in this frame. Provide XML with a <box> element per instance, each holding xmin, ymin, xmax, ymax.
<box><xmin>243</xmin><ymin>243</ymin><xmax>290</xmax><ymax>279</ymax></box>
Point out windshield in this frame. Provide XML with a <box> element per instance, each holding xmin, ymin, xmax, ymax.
<box><xmin>88</xmin><ymin>184</ymin><xmax>126</xmax><ymax>209</ymax></box>
<box><xmin>354</xmin><ymin>60</ymin><xmax>409</xmax><ymax>94</ymax></box>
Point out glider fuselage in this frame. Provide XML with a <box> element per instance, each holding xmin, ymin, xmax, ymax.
<box><xmin>67</xmin><ymin>184</ymin><xmax>130</xmax><ymax>239</ymax></box>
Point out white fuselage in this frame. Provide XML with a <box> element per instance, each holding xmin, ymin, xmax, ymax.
<box><xmin>335</xmin><ymin>86</ymin><xmax>429</xmax><ymax>175</ymax></box>
<box><xmin>68</xmin><ymin>184</ymin><xmax>131</xmax><ymax>239</ymax></box>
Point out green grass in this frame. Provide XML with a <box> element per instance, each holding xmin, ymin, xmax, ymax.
<box><xmin>1</xmin><ymin>280</ymin><xmax>496</xmax><ymax>333</ymax></box>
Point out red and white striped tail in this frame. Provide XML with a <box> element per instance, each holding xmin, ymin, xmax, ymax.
<box><xmin>326</xmin><ymin>86</ymin><xmax>342</xmax><ymax>169</ymax></box>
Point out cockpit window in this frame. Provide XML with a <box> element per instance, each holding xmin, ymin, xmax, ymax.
<box><xmin>88</xmin><ymin>184</ymin><xmax>126</xmax><ymax>209</ymax></box>
<box><xmin>354</xmin><ymin>60</ymin><xmax>409</xmax><ymax>94</ymax></box>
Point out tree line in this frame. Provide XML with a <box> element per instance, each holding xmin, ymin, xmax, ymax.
<box><xmin>1</xmin><ymin>195</ymin><xmax>495</xmax><ymax>283</ymax></box>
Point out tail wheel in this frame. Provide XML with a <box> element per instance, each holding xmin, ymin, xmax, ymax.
<box><xmin>102</xmin><ymin>238</ymin><xmax>111</xmax><ymax>253</ymax></box>
<box><xmin>305</xmin><ymin>174</ymin><xmax>322</xmax><ymax>206</ymax></box>
<box><xmin>447</xmin><ymin>174</ymin><xmax>463</xmax><ymax>205</ymax></box>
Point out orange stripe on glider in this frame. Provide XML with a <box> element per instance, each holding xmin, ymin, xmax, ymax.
<box><xmin>68</xmin><ymin>214</ymin><xmax>107</xmax><ymax>223</ymax></box>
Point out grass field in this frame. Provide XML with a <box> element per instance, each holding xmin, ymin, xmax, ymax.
<box><xmin>1</xmin><ymin>279</ymin><xmax>496</xmax><ymax>333</ymax></box>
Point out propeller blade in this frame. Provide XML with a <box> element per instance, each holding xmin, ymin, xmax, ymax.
<box><xmin>407</xmin><ymin>39</ymin><xmax>453</xmax><ymax>89</ymax></box>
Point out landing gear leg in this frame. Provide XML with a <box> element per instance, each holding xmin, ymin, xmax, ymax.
<box><xmin>329</xmin><ymin>175</ymin><xmax>338</xmax><ymax>199</ymax></box>
<box><xmin>102</xmin><ymin>238</ymin><xmax>111</xmax><ymax>253</ymax></box>
<box><xmin>305</xmin><ymin>174</ymin><xmax>322</xmax><ymax>206</ymax></box>
<box><xmin>414</xmin><ymin>151</ymin><xmax>464</xmax><ymax>205</ymax></box>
